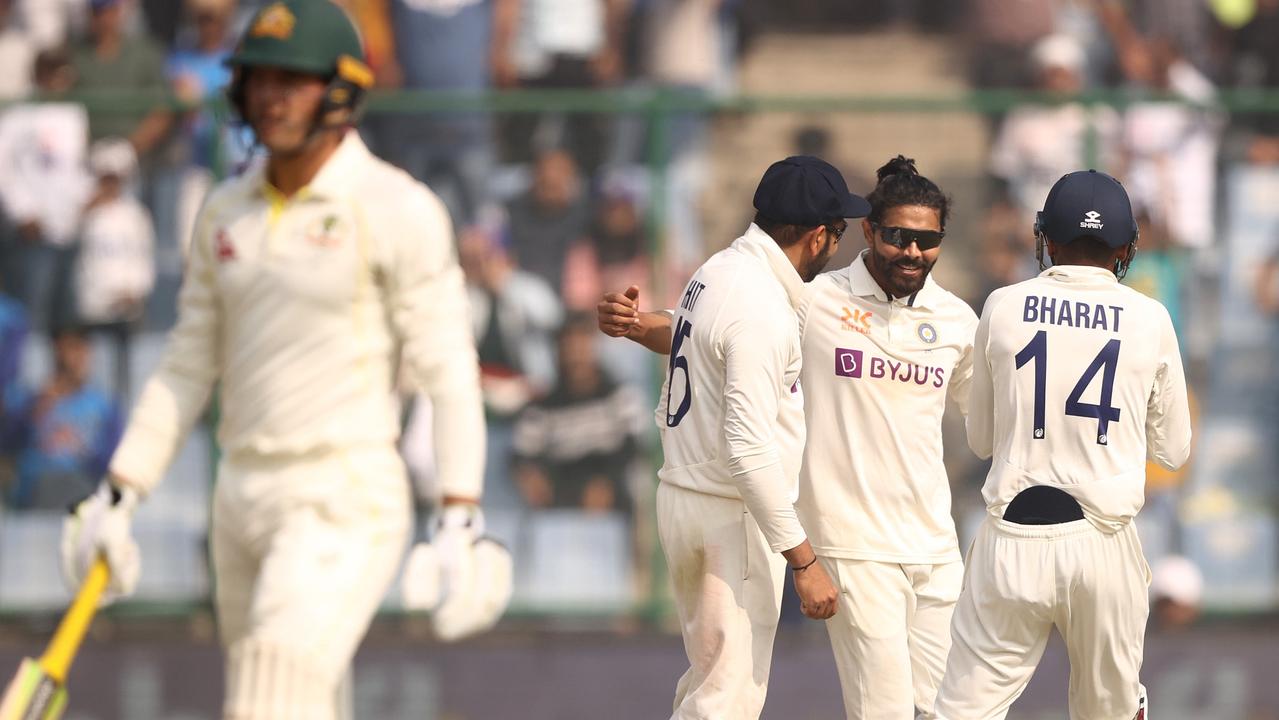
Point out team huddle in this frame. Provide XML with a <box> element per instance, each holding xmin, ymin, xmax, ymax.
<box><xmin>599</xmin><ymin>157</ymin><xmax>1190</xmax><ymax>719</ymax></box>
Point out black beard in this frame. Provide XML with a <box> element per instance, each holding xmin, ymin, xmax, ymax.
<box><xmin>799</xmin><ymin>237</ymin><xmax>835</xmax><ymax>282</ymax></box>
<box><xmin>870</xmin><ymin>249</ymin><xmax>932</xmax><ymax>297</ymax></box>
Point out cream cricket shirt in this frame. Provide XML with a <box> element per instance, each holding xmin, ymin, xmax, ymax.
<box><xmin>655</xmin><ymin>224</ymin><xmax>808</xmax><ymax>553</ymax></box>
<box><xmin>796</xmin><ymin>251</ymin><xmax>978</xmax><ymax>564</ymax></box>
<box><xmin>111</xmin><ymin>132</ymin><xmax>486</xmax><ymax>500</ymax></box>
<box><xmin>969</xmin><ymin>265</ymin><xmax>1192</xmax><ymax>531</ymax></box>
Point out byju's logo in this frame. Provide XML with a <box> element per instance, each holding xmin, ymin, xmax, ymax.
<box><xmin>835</xmin><ymin>348</ymin><xmax>863</xmax><ymax>378</ymax></box>
<box><xmin>1080</xmin><ymin>210</ymin><xmax>1104</xmax><ymax>230</ymax></box>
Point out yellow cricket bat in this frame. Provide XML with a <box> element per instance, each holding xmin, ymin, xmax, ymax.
<box><xmin>0</xmin><ymin>559</ymin><xmax>110</xmax><ymax>720</ymax></box>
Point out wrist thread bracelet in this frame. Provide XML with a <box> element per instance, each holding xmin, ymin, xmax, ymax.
<box><xmin>791</xmin><ymin>556</ymin><xmax>818</xmax><ymax>572</ymax></box>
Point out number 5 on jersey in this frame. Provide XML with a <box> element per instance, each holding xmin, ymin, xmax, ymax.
<box><xmin>1015</xmin><ymin>330</ymin><xmax>1122</xmax><ymax>445</ymax></box>
<box><xmin>666</xmin><ymin>317</ymin><xmax>693</xmax><ymax>427</ymax></box>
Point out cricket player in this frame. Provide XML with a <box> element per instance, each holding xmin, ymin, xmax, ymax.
<box><xmin>648</xmin><ymin>156</ymin><xmax>865</xmax><ymax>719</ymax></box>
<box><xmin>601</xmin><ymin>155</ymin><xmax>978</xmax><ymax>719</ymax></box>
<box><xmin>933</xmin><ymin>170</ymin><xmax>1192</xmax><ymax>720</ymax></box>
<box><xmin>57</xmin><ymin>2</ymin><xmax>490</xmax><ymax>718</ymax></box>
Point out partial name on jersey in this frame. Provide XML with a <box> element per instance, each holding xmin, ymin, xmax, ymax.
<box><xmin>680</xmin><ymin>279</ymin><xmax>707</xmax><ymax>313</ymax></box>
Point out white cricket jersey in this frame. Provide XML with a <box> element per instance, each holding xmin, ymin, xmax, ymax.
<box><xmin>796</xmin><ymin>252</ymin><xmax>977</xmax><ymax>563</ymax></box>
<box><xmin>969</xmin><ymin>265</ymin><xmax>1192</xmax><ymax>531</ymax></box>
<box><xmin>655</xmin><ymin>224</ymin><xmax>807</xmax><ymax>552</ymax></box>
<box><xmin>111</xmin><ymin>132</ymin><xmax>486</xmax><ymax>500</ymax></box>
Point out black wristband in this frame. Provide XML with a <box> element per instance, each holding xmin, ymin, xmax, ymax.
<box><xmin>791</xmin><ymin>556</ymin><xmax>818</xmax><ymax>573</ymax></box>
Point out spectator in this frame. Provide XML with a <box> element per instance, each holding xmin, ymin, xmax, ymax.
<box><xmin>982</xmin><ymin>34</ymin><xmax>1120</xmax><ymax>285</ymax></box>
<box><xmin>463</xmin><ymin>224</ymin><xmax>563</xmax><ymax>399</ymax></box>
<box><xmin>1150</xmin><ymin>555</ymin><xmax>1204</xmax><ymax>631</ymax></box>
<box><xmin>73</xmin><ymin>137</ymin><xmax>156</xmax><ymax>401</ymax></box>
<box><xmin>1124</xmin><ymin>208</ymin><xmax>1186</xmax><ymax>335</ymax></box>
<box><xmin>1126</xmin><ymin>0</ymin><xmax>1215</xmax><ymax>78</ymax></box>
<box><xmin>459</xmin><ymin>225</ymin><xmax>563</xmax><ymax>509</ymax></box>
<box><xmin>166</xmin><ymin>0</ymin><xmax>241</xmax><ymax>173</ymax></box>
<box><xmin>1222</xmin><ymin>0</ymin><xmax>1279</xmax><ymax>166</ymax></box>
<box><xmin>504</xmin><ymin>148</ymin><xmax>590</xmax><ymax>292</ymax></box>
<box><xmin>0</xmin><ymin>327</ymin><xmax>123</xmax><ymax>510</ymax></box>
<box><xmin>384</xmin><ymin>0</ymin><xmax>498</xmax><ymax>227</ymax></box>
<box><xmin>637</xmin><ymin>0</ymin><xmax>724</xmax><ymax>278</ymax></box>
<box><xmin>15</xmin><ymin>0</ymin><xmax>78</xmax><ymax>51</ymax></box>
<box><xmin>164</xmin><ymin>0</ymin><xmax>248</xmax><ymax>261</ymax></box>
<box><xmin>1109</xmin><ymin>29</ymin><xmax>1221</xmax><ymax>249</ymax></box>
<box><xmin>989</xmin><ymin>34</ymin><xmax>1121</xmax><ymax>225</ymax></box>
<box><xmin>964</xmin><ymin>0</ymin><xmax>1054</xmax><ymax>88</ymax></box>
<box><xmin>512</xmin><ymin>315</ymin><xmax>643</xmax><ymax>513</ymax></box>
<box><xmin>0</xmin><ymin>47</ymin><xmax>92</xmax><ymax>331</ymax></box>
<box><xmin>71</xmin><ymin>0</ymin><xmax>173</xmax><ymax>158</ymax></box>
<box><xmin>0</xmin><ymin>279</ymin><xmax>28</xmax><ymax>402</ymax></box>
<box><xmin>0</xmin><ymin>0</ymin><xmax>36</xmax><ymax>100</ymax></box>
<box><xmin>491</xmin><ymin>0</ymin><xmax>626</xmax><ymax>171</ymax></box>
<box><xmin>1257</xmin><ymin>233</ymin><xmax>1279</xmax><ymax>316</ymax></box>
<box><xmin>562</xmin><ymin>181</ymin><xmax>649</xmax><ymax>311</ymax></box>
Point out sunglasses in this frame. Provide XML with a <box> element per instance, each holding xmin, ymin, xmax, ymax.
<box><xmin>874</xmin><ymin>224</ymin><xmax>945</xmax><ymax>250</ymax></box>
<box><xmin>825</xmin><ymin>222</ymin><xmax>848</xmax><ymax>241</ymax></box>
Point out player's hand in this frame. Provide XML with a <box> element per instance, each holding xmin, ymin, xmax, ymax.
<box><xmin>402</xmin><ymin>503</ymin><xmax>513</xmax><ymax>641</ymax></box>
<box><xmin>403</xmin><ymin>504</ymin><xmax>484</xmax><ymax>611</ymax></box>
<box><xmin>597</xmin><ymin>285</ymin><xmax>641</xmax><ymax>338</ymax></box>
<box><xmin>792</xmin><ymin>558</ymin><xmax>838</xmax><ymax>620</ymax></box>
<box><xmin>434</xmin><ymin>502</ymin><xmax>485</xmax><ymax>558</ymax></box>
<box><xmin>61</xmin><ymin>482</ymin><xmax>141</xmax><ymax>602</ymax></box>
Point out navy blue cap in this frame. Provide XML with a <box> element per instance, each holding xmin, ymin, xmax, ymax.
<box><xmin>1039</xmin><ymin>169</ymin><xmax>1137</xmax><ymax>248</ymax></box>
<box><xmin>753</xmin><ymin>156</ymin><xmax>871</xmax><ymax>227</ymax></box>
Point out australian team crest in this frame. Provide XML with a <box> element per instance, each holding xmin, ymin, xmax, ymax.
<box><xmin>917</xmin><ymin>322</ymin><xmax>938</xmax><ymax>344</ymax></box>
<box><xmin>305</xmin><ymin>214</ymin><xmax>345</xmax><ymax>247</ymax></box>
<box><xmin>251</xmin><ymin>3</ymin><xmax>296</xmax><ymax>40</ymax></box>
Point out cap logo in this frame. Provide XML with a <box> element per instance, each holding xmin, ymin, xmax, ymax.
<box><xmin>1080</xmin><ymin>210</ymin><xmax>1104</xmax><ymax>230</ymax></box>
<box><xmin>250</xmin><ymin>2</ymin><xmax>295</xmax><ymax>40</ymax></box>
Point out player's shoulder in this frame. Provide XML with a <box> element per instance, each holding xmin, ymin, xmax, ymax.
<box><xmin>814</xmin><ymin>265</ymin><xmax>851</xmax><ymax>295</ymax></box>
<box><xmin>356</xmin><ymin>151</ymin><xmax>447</xmax><ymax>217</ymax></box>
<box><xmin>1111</xmin><ymin>281</ymin><xmax>1176</xmax><ymax>328</ymax></box>
<box><xmin>697</xmin><ymin>244</ymin><xmax>780</xmax><ymax>294</ymax></box>
<box><xmin>978</xmin><ymin>278</ymin><xmax>1037</xmax><ymax>320</ymax></box>
<box><xmin>923</xmin><ymin>278</ymin><xmax>978</xmax><ymax>325</ymax></box>
<box><xmin>692</xmin><ymin>249</ymin><xmax>792</xmax><ymax>330</ymax></box>
<box><xmin>201</xmin><ymin>169</ymin><xmax>259</xmax><ymax>222</ymax></box>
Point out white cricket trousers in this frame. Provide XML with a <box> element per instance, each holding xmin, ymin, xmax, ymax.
<box><xmin>656</xmin><ymin>482</ymin><xmax>786</xmax><ymax>720</ymax></box>
<box><xmin>211</xmin><ymin>445</ymin><xmax>412</xmax><ymax>720</ymax></box>
<box><xmin>820</xmin><ymin>557</ymin><xmax>962</xmax><ymax>720</ymax></box>
<box><xmin>933</xmin><ymin>516</ymin><xmax>1151</xmax><ymax>720</ymax></box>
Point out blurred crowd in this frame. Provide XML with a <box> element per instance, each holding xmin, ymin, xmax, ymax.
<box><xmin>0</xmin><ymin>0</ymin><xmax>1276</xmax><ymax>611</ymax></box>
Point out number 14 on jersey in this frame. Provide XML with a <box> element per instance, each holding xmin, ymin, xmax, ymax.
<box><xmin>1015</xmin><ymin>330</ymin><xmax>1122</xmax><ymax>445</ymax></box>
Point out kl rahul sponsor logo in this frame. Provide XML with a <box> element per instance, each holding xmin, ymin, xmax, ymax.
<box><xmin>840</xmin><ymin>306</ymin><xmax>872</xmax><ymax>334</ymax></box>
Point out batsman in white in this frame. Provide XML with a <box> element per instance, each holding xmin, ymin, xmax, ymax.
<box><xmin>57</xmin><ymin>2</ymin><xmax>497</xmax><ymax>718</ymax></box>
<box><xmin>932</xmin><ymin>170</ymin><xmax>1191</xmax><ymax>720</ymax></box>
<box><xmin>627</xmin><ymin>156</ymin><xmax>866</xmax><ymax>719</ymax></box>
<box><xmin>602</xmin><ymin>155</ymin><xmax>979</xmax><ymax>719</ymax></box>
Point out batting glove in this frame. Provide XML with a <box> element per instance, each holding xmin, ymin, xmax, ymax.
<box><xmin>401</xmin><ymin>504</ymin><xmax>513</xmax><ymax>641</ymax></box>
<box><xmin>61</xmin><ymin>482</ymin><xmax>141</xmax><ymax>603</ymax></box>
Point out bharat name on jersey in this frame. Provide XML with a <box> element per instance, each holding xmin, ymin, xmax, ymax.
<box><xmin>969</xmin><ymin>265</ymin><xmax>1192</xmax><ymax>531</ymax></box>
<box><xmin>654</xmin><ymin>226</ymin><xmax>806</xmax><ymax>505</ymax></box>
<box><xmin>795</xmin><ymin>251</ymin><xmax>978</xmax><ymax>563</ymax></box>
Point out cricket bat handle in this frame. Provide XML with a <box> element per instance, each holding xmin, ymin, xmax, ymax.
<box><xmin>38</xmin><ymin>559</ymin><xmax>109</xmax><ymax>684</ymax></box>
